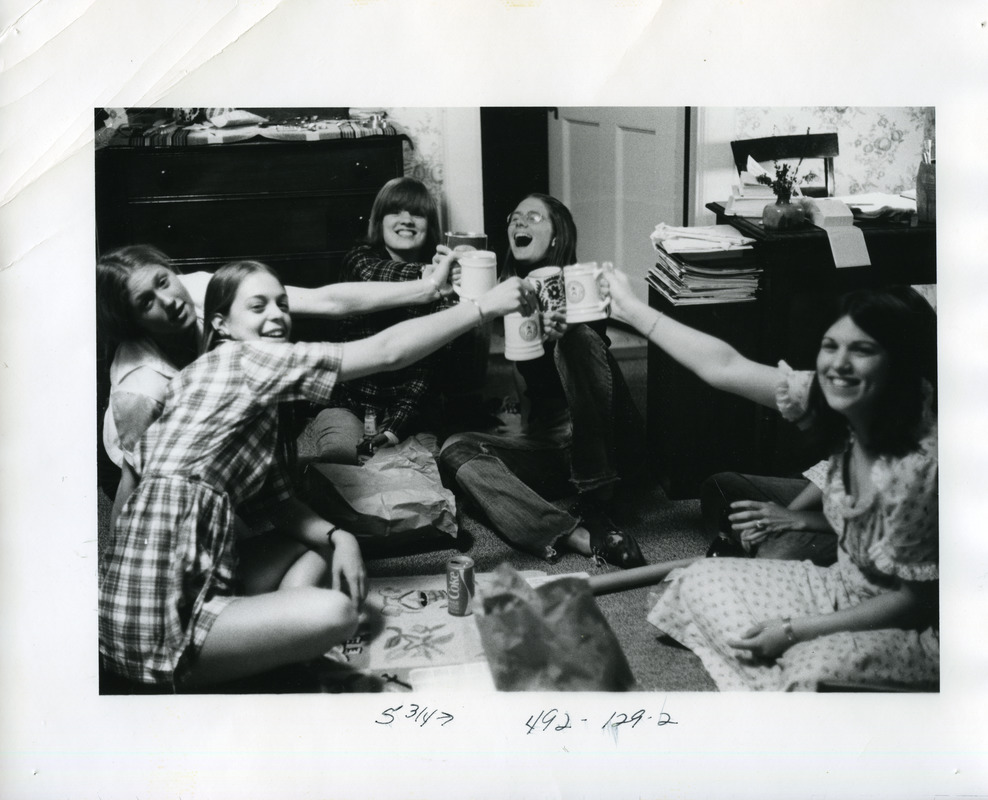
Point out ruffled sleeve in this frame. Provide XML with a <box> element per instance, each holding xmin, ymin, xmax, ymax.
<box><xmin>774</xmin><ymin>361</ymin><xmax>814</xmax><ymax>423</ymax></box>
<box><xmin>801</xmin><ymin>459</ymin><xmax>830</xmax><ymax>490</ymax></box>
<box><xmin>867</xmin><ymin>425</ymin><xmax>939</xmax><ymax>582</ymax></box>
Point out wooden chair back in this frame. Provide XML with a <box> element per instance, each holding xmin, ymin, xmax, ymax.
<box><xmin>730</xmin><ymin>132</ymin><xmax>839</xmax><ymax>197</ymax></box>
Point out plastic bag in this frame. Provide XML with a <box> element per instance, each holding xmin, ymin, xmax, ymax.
<box><xmin>306</xmin><ymin>433</ymin><xmax>457</xmax><ymax>541</ymax></box>
<box><xmin>474</xmin><ymin>564</ymin><xmax>636</xmax><ymax>691</ymax></box>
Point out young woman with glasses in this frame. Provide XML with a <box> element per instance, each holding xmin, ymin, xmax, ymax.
<box><xmin>440</xmin><ymin>193</ymin><xmax>649</xmax><ymax>569</ymax></box>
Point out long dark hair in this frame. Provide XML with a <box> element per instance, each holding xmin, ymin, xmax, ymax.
<box><xmin>203</xmin><ymin>260</ymin><xmax>299</xmax><ymax>478</ymax></box>
<box><xmin>803</xmin><ymin>285</ymin><xmax>937</xmax><ymax>457</ymax></box>
<box><xmin>365</xmin><ymin>177</ymin><xmax>441</xmax><ymax>260</ymax></box>
<box><xmin>96</xmin><ymin>244</ymin><xmax>198</xmax><ymax>364</ymax></box>
<box><xmin>502</xmin><ymin>193</ymin><xmax>578</xmax><ymax>279</ymax></box>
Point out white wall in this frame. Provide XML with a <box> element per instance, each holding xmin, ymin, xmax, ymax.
<box><xmin>441</xmin><ymin>108</ymin><xmax>485</xmax><ymax>234</ymax></box>
<box><xmin>692</xmin><ymin>108</ymin><xmax>737</xmax><ymax>225</ymax></box>
<box><xmin>386</xmin><ymin>107</ymin><xmax>484</xmax><ymax>235</ymax></box>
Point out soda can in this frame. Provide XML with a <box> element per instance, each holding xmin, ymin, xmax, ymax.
<box><xmin>446</xmin><ymin>556</ymin><xmax>475</xmax><ymax>616</ymax></box>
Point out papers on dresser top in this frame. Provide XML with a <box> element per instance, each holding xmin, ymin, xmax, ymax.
<box><xmin>648</xmin><ymin>223</ymin><xmax>761</xmax><ymax>306</ymax></box>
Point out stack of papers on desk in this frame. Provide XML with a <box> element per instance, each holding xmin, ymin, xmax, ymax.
<box><xmin>649</xmin><ymin>224</ymin><xmax>761</xmax><ymax>305</ymax></box>
<box><xmin>723</xmin><ymin>168</ymin><xmax>778</xmax><ymax>217</ymax></box>
<box><xmin>650</xmin><ymin>223</ymin><xmax>755</xmax><ymax>253</ymax></box>
<box><xmin>836</xmin><ymin>193</ymin><xmax>916</xmax><ymax>221</ymax></box>
<box><xmin>722</xmin><ymin>157</ymin><xmax>805</xmax><ymax>217</ymax></box>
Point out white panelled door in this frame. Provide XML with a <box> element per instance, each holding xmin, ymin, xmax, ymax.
<box><xmin>548</xmin><ymin>107</ymin><xmax>687</xmax><ymax>305</ymax></box>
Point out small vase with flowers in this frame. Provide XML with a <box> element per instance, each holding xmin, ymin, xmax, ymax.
<box><xmin>758</xmin><ymin>162</ymin><xmax>812</xmax><ymax>231</ymax></box>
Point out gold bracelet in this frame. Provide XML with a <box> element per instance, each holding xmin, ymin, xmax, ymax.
<box><xmin>781</xmin><ymin>617</ymin><xmax>798</xmax><ymax>644</ymax></box>
<box><xmin>462</xmin><ymin>295</ymin><xmax>485</xmax><ymax>325</ymax></box>
<box><xmin>326</xmin><ymin>524</ymin><xmax>339</xmax><ymax>542</ymax></box>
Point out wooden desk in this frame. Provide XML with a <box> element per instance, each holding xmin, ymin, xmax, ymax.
<box><xmin>646</xmin><ymin>204</ymin><xmax>936</xmax><ymax>498</ymax></box>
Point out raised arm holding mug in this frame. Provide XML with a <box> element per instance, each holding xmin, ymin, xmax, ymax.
<box><xmin>602</xmin><ymin>265</ymin><xmax>939</xmax><ymax>691</ymax></box>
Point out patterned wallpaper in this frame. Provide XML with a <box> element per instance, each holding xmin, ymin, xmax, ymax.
<box><xmin>734</xmin><ymin>107</ymin><xmax>935</xmax><ymax>195</ymax></box>
<box><xmin>386</xmin><ymin>106</ymin><xmax>937</xmax><ymax>210</ymax></box>
<box><xmin>384</xmin><ymin>107</ymin><xmax>447</xmax><ymax>202</ymax></box>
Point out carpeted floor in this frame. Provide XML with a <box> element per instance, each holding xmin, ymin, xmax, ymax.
<box><xmin>356</xmin><ymin>481</ymin><xmax>717</xmax><ymax>692</ymax></box>
<box><xmin>97</xmin><ymin>477</ymin><xmax>717</xmax><ymax>693</ymax></box>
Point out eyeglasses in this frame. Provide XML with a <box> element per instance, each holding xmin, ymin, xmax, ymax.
<box><xmin>506</xmin><ymin>210</ymin><xmax>545</xmax><ymax>226</ymax></box>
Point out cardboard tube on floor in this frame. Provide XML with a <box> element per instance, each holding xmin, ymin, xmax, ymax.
<box><xmin>588</xmin><ymin>558</ymin><xmax>699</xmax><ymax>596</ymax></box>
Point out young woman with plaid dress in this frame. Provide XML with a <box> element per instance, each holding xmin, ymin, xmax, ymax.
<box><xmin>98</xmin><ymin>257</ymin><xmax>536</xmax><ymax>689</ymax></box>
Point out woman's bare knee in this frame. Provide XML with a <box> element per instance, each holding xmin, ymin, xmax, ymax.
<box><xmin>190</xmin><ymin>587</ymin><xmax>359</xmax><ymax>686</ymax></box>
<box><xmin>313</xmin><ymin>589</ymin><xmax>359</xmax><ymax>643</ymax></box>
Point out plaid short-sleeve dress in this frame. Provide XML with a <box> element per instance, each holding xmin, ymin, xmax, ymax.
<box><xmin>647</xmin><ymin>366</ymin><xmax>940</xmax><ymax>691</ymax></box>
<box><xmin>98</xmin><ymin>340</ymin><xmax>342</xmax><ymax>686</ymax></box>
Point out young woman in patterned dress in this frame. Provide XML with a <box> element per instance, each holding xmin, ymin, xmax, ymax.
<box><xmin>603</xmin><ymin>266</ymin><xmax>939</xmax><ymax>690</ymax></box>
<box><xmin>98</xmin><ymin>257</ymin><xmax>536</xmax><ymax>689</ymax></box>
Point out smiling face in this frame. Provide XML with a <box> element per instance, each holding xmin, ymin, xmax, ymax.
<box><xmin>816</xmin><ymin>315</ymin><xmax>891</xmax><ymax>427</ymax></box>
<box><xmin>213</xmin><ymin>270</ymin><xmax>291</xmax><ymax>343</ymax></box>
<box><xmin>126</xmin><ymin>265</ymin><xmax>196</xmax><ymax>337</ymax></box>
<box><xmin>507</xmin><ymin>197</ymin><xmax>554</xmax><ymax>266</ymax></box>
<box><xmin>382</xmin><ymin>209</ymin><xmax>428</xmax><ymax>261</ymax></box>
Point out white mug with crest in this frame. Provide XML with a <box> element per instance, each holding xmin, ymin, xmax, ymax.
<box><xmin>455</xmin><ymin>250</ymin><xmax>498</xmax><ymax>299</ymax></box>
<box><xmin>563</xmin><ymin>262</ymin><xmax>609</xmax><ymax>323</ymax></box>
<box><xmin>502</xmin><ymin>311</ymin><xmax>545</xmax><ymax>361</ymax></box>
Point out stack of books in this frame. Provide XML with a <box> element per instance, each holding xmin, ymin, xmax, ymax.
<box><xmin>648</xmin><ymin>224</ymin><xmax>761</xmax><ymax>305</ymax></box>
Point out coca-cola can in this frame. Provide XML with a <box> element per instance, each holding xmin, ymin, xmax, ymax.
<box><xmin>445</xmin><ymin>555</ymin><xmax>475</xmax><ymax>616</ymax></box>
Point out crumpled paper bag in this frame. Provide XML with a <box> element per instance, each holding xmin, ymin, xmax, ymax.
<box><xmin>306</xmin><ymin>434</ymin><xmax>457</xmax><ymax>540</ymax></box>
<box><xmin>474</xmin><ymin>564</ymin><xmax>635</xmax><ymax>691</ymax></box>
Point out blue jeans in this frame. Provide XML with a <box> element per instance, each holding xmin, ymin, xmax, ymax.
<box><xmin>309</xmin><ymin>407</ymin><xmax>364</xmax><ymax>465</ymax></box>
<box><xmin>439</xmin><ymin>324</ymin><xmax>646</xmax><ymax>559</ymax></box>
<box><xmin>555</xmin><ymin>324</ymin><xmax>647</xmax><ymax>492</ymax></box>
<box><xmin>701</xmin><ymin>471</ymin><xmax>838</xmax><ymax>566</ymax></box>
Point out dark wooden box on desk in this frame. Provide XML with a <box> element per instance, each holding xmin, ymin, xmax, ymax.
<box><xmin>647</xmin><ymin>203</ymin><xmax>936</xmax><ymax>499</ymax></box>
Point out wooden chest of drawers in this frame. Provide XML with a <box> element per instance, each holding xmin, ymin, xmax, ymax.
<box><xmin>95</xmin><ymin>135</ymin><xmax>405</xmax><ymax>287</ymax></box>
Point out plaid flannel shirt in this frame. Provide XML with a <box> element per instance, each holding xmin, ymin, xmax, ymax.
<box><xmin>328</xmin><ymin>244</ymin><xmax>453</xmax><ymax>439</ymax></box>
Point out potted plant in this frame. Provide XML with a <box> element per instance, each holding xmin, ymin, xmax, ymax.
<box><xmin>757</xmin><ymin>161</ymin><xmax>816</xmax><ymax>230</ymax></box>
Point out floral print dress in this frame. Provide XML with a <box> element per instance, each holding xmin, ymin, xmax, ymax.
<box><xmin>647</xmin><ymin>364</ymin><xmax>939</xmax><ymax>691</ymax></box>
